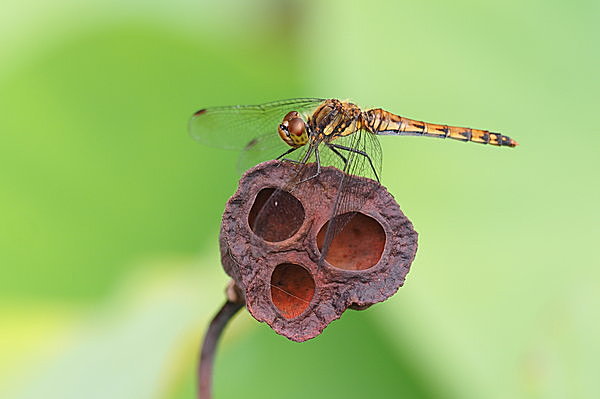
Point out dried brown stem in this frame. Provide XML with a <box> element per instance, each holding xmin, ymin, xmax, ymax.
<box><xmin>198</xmin><ymin>299</ymin><xmax>243</xmax><ymax>399</ymax></box>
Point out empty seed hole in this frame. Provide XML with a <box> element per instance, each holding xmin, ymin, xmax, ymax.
<box><xmin>270</xmin><ymin>263</ymin><xmax>315</xmax><ymax>319</ymax></box>
<box><xmin>248</xmin><ymin>188</ymin><xmax>305</xmax><ymax>242</ymax></box>
<box><xmin>317</xmin><ymin>212</ymin><xmax>385</xmax><ymax>270</ymax></box>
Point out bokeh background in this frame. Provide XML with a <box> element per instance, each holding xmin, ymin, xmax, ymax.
<box><xmin>1</xmin><ymin>0</ymin><xmax>598</xmax><ymax>398</ymax></box>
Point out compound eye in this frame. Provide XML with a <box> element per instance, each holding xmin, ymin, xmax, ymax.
<box><xmin>288</xmin><ymin>118</ymin><xmax>305</xmax><ymax>136</ymax></box>
<box><xmin>283</xmin><ymin>111</ymin><xmax>299</xmax><ymax>122</ymax></box>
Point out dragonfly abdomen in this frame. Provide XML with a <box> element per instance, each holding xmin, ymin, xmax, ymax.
<box><xmin>363</xmin><ymin>109</ymin><xmax>517</xmax><ymax>147</ymax></box>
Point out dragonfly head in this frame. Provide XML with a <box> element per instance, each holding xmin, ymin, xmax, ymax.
<box><xmin>278</xmin><ymin>111</ymin><xmax>308</xmax><ymax>148</ymax></box>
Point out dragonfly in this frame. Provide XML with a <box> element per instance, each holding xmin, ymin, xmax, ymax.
<box><xmin>190</xmin><ymin>98</ymin><xmax>517</xmax><ymax>177</ymax></box>
<box><xmin>189</xmin><ymin>98</ymin><xmax>517</xmax><ymax>261</ymax></box>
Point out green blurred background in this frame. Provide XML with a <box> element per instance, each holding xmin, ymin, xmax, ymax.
<box><xmin>1</xmin><ymin>0</ymin><xmax>598</xmax><ymax>398</ymax></box>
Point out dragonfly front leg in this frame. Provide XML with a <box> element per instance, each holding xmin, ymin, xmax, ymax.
<box><xmin>276</xmin><ymin>146</ymin><xmax>301</xmax><ymax>163</ymax></box>
<box><xmin>330</xmin><ymin>143</ymin><xmax>380</xmax><ymax>182</ymax></box>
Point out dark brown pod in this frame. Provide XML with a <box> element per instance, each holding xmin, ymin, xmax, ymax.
<box><xmin>219</xmin><ymin>160</ymin><xmax>418</xmax><ymax>342</ymax></box>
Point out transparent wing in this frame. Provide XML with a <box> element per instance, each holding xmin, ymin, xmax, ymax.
<box><xmin>321</xmin><ymin>129</ymin><xmax>382</xmax><ymax>182</ymax></box>
<box><xmin>313</xmin><ymin>130</ymin><xmax>384</xmax><ymax>264</ymax></box>
<box><xmin>188</xmin><ymin>98</ymin><xmax>325</xmax><ymax>150</ymax></box>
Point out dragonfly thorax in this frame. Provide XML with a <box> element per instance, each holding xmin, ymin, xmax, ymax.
<box><xmin>278</xmin><ymin>111</ymin><xmax>309</xmax><ymax>148</ymax></box>
<box><xmin>308</xmin><ymin>99</ymin><xmax>363</xmax><ymax>139</ymax></box>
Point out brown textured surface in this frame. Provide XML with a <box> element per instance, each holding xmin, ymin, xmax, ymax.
<box><xmin>219</xmin><ymin>160</ymin><xmax>418</xmax><ymax>342</ymax></box>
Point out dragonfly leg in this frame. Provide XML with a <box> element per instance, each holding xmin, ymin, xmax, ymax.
<box><xmin>276</xmin><ymin>146</ymin><xmax>301</xmax><ymax>163</ymax></box>
<box><xmin>296</xmin><ymin>147</ymin><xmax>321</xmax><ymax>184</ymax></box>
<box><xmin>330</xmin><ymin>144</ymin><xmax>380</xmax><ymax>182</ymax></box>
<box><xmin>326</xmin><ymin>143</ymin><xmax>349</xmax><ymax>171</ymax></box>
<box><xmin>280</xmin><ymin>158</ymin><xmax>303</xmax><ymax>165</ymax></box>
